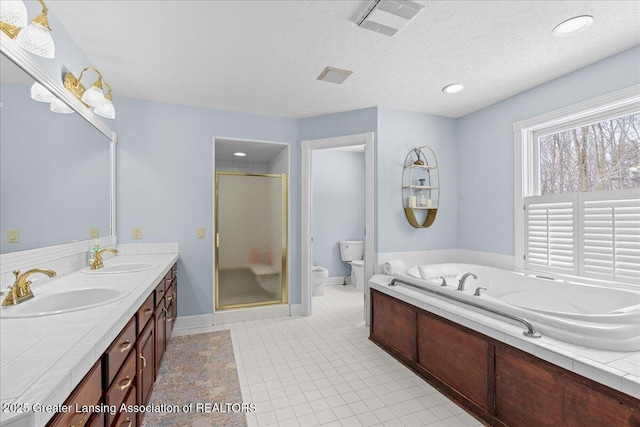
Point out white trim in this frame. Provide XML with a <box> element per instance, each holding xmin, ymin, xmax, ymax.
<box><xmin>172</xmin><ymin>314</ymin><xmax>214</xmax><ymax>331</ymax></box>
<box><xmin>289</xmin><ymin>303</ymin><xmax>303</xmax><ymax>316</ymax></box>
<box><xmin>514</xmin><ymin>84</ymin><xmax>640</xmax><ymax>271</ymax></box>
<box><xmin>301</xmin><ymin>132</ymin><xmax>375</xmax><ymax>320</ymax></box>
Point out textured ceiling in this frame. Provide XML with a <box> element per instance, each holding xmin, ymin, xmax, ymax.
<box><xmin>48</xmin><ymin>1</ymin><xmax>639</xmax><ymax>119</ymax></box>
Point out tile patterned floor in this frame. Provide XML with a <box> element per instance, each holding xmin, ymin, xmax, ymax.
<box><xmin>177</xmin><ymin>285</ymin><xmax>484</xmax><ymax>427</ymax></box>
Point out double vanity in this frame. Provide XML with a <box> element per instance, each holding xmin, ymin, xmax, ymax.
<box><xmin>0</xmin><ymin>254</ymin><xmax>178</xmax><ymax>427</ymax></box>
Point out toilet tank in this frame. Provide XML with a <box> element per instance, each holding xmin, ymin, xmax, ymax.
<box><xmin>339</xmin><ymin>240</ymin><xmax>364</xmax><ymax>262</ymax></box>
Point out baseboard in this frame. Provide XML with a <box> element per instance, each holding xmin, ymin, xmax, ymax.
<box><xmin>290</xmin><ymin>304</ymin><xmax>303</xmax><ymax>316</ymax></box>
<box><xmin>214</xmin><ymin>304</ymin><xmax>290</xmax><ymax>324</ymax></box>
<box><xmin>173</xmin><ymin>314</ymin><xmax>213</xmax><ymax>331</ymax></box>
<box><xmin>327</xmin><ymin>276</ymin><xmax>346</xmax><ymax>285</ymax></box>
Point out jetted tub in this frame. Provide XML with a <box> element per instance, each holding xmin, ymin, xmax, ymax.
<box><xmin>393</xmin><ymin>263</ymin><xmax>640</xmax><ymax>352</ymax></box>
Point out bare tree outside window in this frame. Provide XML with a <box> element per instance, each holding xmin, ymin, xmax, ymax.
<box><xmin>539</xmin><ymin>113</ymin><xmax>640</xmax><ymax>195</ymax></box>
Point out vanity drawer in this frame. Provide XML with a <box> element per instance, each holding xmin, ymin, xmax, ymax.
<box><xmin>46</xmin><ymin>359</ymin><xmax>102</xmax><ymax>427</ymax></box>
<box><xmin>137</xmin><ymin>293</ymin><xmax>154</xmax><ymax>333</ymax></box>
<box><xmin>154</xmin><ymin>280</ymin><xmax>166</xmax><ymax>308</ymax></box>
<box><xmin>106</xmin><ymin>351</ymin><xmax>136</xmax><ymax>427</ymax></box>
<box><xmin>113</xmin><ymin>385</ymin><xmax>137</xmax><ymax>427</ymax></box>
<box><xmin>104</xmin><ymin>317</ymin><xmax>136</xmax><ymax>387</ymax></box>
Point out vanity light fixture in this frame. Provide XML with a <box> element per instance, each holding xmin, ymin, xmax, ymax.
<box><xmin>233</xmin><ymin>152</ymin><xmax>247</xmax><ymax>157</ymax></box>
<box><xmin>93</xmin><ymin>82</ymin><xmax>115</xmax><ymax>119</ymax></box>
<box><xmin>63</xmin><ymin>67</ymin><xmax>116</xmax><ymax>119</ymax></box>
<box><xmin>552</xmin><ymin>15</ymin><xmax>594</xmax><ymax>37</ymax></box>
<box><xmin>0</xmin><ymin>0</ymin><xmax>55</xmax><ymax>59</ymax></box>
<box><xmin>442</xmin><ymin>83</ymin><xmax>464</xmax><ymax>94</ymax></box>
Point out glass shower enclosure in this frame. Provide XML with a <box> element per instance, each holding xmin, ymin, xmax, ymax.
<box><xmin>215</xmin><ymin>172</ymin><xmax>288</xmax><ymax>310</ymax></box>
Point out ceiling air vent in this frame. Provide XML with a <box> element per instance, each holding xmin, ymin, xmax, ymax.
<box><xmin>317</xmin><ymin>66</ymin><xmax>353</xmax><ymax>84</ymax></box>
<box><xmin>355</xmin><ymin>0</ymin><xmax>425</xmax><ymax>36</ymax></box>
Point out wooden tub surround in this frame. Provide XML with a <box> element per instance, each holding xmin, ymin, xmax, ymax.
<box><xmin>370</xmin><ymin>288</ymin><xmax>640</xmax><ymax>427</ymax></box>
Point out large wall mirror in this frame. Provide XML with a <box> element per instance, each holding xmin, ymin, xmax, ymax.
<box><xmin>0</xmin><ymin>40</ymin><xmax>116</xmax><ymax>254</ymax></box>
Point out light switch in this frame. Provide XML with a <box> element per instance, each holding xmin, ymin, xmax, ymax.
<box><xmin>89</xmin><ymin>227</ymin><xmax>99</xmax><ymax>239</ymax></box>
<box><xmin>7</xmin><ymin>229</ymin><xmax>19</xmax><ymax>243</ymax></box>
<box><xmin>132</xmin><ymin>227</ymin><xmax>142</xmax><ymax>240</ymax></box>
<box><xmin>197</xmin><ymin>228</ymin><xmax>206</xmax><ymax>239</ymax></box>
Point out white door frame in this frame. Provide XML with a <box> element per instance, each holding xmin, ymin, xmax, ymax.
<box><xmin>301</xmin><ymin>132</ymin><xmax>374</xmax><ymax>321</ymax></box>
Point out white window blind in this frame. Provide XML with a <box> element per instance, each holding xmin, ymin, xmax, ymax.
<box><xmin>525</xmin><ymin>189</ymin><xmax>640</xmax><ymax>285</ymax></box>
<box><xmin>524</xmin><ymin>194</ymin><xmax>577</xmax><ymax>275</ymax></box>
<box><xmin>582</xmin><ymin>190</ymin><xmax>640</xmax><ymax>283</ymax></box>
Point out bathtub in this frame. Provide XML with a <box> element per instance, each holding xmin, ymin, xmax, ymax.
<box><xmin>392</xmin><ymin>263</ymin><xmax>640</xmax><ymax>352</ymax></box>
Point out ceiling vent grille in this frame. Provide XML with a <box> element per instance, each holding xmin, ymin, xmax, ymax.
<box><xmin>317</xmin><ymin>66</ymin><xmax>353</xmax><ymax>84</ymax></box>
<box><xmin>355</xmin><ymin>0</ymin><xmax>425</xmax><ymax>36</ymax></box>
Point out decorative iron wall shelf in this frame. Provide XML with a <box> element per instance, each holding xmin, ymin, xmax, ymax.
<box><xmin>402</xmin><ymin>146</ymin><xmax>440</xmax><ymax>228</ymax></box>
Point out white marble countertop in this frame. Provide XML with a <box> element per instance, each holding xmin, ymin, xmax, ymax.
<box><xmin>369</xmin><ymin>274</ymin><xmax>640</xmax><ymax>400</ymax></box>
<box><xmin>0</xmin><ymin>254</ymin><xmax>179</xmax><ymax>427</ymax></box>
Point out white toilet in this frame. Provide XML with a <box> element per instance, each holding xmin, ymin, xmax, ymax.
<box><xmin>312</xmin><ymin>266</ymin><xmax>328</xmax><ymax>296</ymax></box>
<box><xmin>351</xmin><ymin>260</ymin><xmax>365</xmax><ymax>291</ymax></box>
<box><xmin>339</xmin><ymin>240</ymin><xmax>364</xmax><ymax>287</ymax></box>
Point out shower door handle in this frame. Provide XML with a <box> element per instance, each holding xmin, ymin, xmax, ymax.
<box><xmin>216</xmin><ymin>233</ymin><xmax>219</xmax><ymax>248</ymax></box>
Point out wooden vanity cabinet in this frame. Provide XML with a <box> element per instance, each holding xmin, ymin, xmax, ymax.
<box><xmin>45</xmin><ymin>262</ymin><xmax>178</xmax><ymax>427</ymax></box>
<box><xmin>46</xmin><ymin>360</ymin><xmax>102</xmax><ymax>427</ymax></box>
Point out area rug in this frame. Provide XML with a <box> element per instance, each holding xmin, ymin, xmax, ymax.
<box><xmin>141</xmin><ymin>330</ymin><xmax>247</xmax><ymax>427</ymax></box>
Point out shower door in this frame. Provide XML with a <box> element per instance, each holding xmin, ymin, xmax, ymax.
<box><xmin>215</xmin><ymin>172</ymin><xmax>288</xmax><ymax>310</ymax></box>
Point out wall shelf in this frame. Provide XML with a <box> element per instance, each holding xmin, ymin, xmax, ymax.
<box><xmin>402</xmin><ymin>146</ymin><xmax>440</xmax><ymax>228</ymax></box>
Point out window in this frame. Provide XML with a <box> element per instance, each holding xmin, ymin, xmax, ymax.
<box><xmin>514</xmin><ymin>86</ymin><xmax>640</xmax><ymax>286</ymax></box>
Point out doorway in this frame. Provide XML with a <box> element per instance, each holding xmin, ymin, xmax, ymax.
<box><xmin>301</xmin><ymin>132</ymin><xmax>375</xmax><ymax>323</ymax></box>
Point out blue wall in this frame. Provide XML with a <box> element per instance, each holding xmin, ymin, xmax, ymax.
<box><xmin>113</xmin><ymin>97</ymin><xmax>298</xmax><ymax>316</ymax></box>
<box><xmin>312</xmin><ymin>149</ymin><xmax>365</xmax><ymax>277</ymax></box>
<box><xmin>457</xmin><ymin>45</ymin><xmax>640</xmax><ymax>255</ymax></box>
<box><xmin>376</xmin><ymin>108</ymin><xmax>458</xmax><ymax>252</ymax></box>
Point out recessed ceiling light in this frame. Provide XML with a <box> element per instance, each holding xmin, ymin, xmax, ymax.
<box><xmin>552</xmin><ymin>15</ymin><xmax>594</xmax><ymax>37</ymax></box>
<box><xmin>442</xmin><ymin>83</ymin><xmax>464</xmax><ymax>94</ymax></box>
<box><xmin>233</xmin><ymin>152</ymin><xmax>246</xmax><ymax>157</ymax></box>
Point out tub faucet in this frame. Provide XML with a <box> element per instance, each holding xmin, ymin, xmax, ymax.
<box><xmin>474</xmin><ymin>287</ymin><xmax>487</xmax><ymax>296</ymax></box>
<box><xmin>457</xmin><ymin>272</ymin><xmax>477</xmax><ymax>291</ymax></box>
<box><xmin>2</xmin><ymin>268</ymin><xmax>57</xmax><ymax>306</ymax></box>
<box><xmin>90</xmin><ymin>248</ymin><xmax>118</xmax><ymax>270</ymax></box>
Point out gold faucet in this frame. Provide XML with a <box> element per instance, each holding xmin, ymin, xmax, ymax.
<box><xmin>89</xmin><ymin>248</ymin><xmax>118</xmax><ymax>270</ymax></box>
<box><xmin>1</xmin><ymin>268</ymin><xmax>57</xmax><ymax>306</ymax></box>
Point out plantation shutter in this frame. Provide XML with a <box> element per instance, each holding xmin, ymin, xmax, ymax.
<box><xmin>581</xmin><ymin>190</ymin><xmax>640</xmax><ymax>284</ymax></box>
<box><xmin>524</xmin><ymin>194</ymin><xmax>577</xmax><ymax>275</ymax></box>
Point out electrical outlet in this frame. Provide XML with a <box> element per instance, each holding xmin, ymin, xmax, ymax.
<box><xmin>7</xmin><ymin>229</ymin><xmax>19</xmax><ymax>243</ymax></box>
<box><xmin>89</xmin><ymin>227</ymin><xmax>99</xmax><ymax>239</ymax></box>
<box><xmin>197</xmin><ymin>228</ymin><xmax>206</xmax><ymax>239</ymax></box>
<box><xmin>132</xmin><ymin>227</ymin><xmax>142</xmax><ymax>240</ymax></box>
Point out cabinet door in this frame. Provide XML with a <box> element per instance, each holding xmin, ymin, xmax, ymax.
<box><xmin>495</xmin><ymin>346</ymin><xmax>564</xmax><ymax>427</ymax></box>
<box><xmin>370</xmin><ymin>290</ymin><xmax>416</xmax><ymax>361</ymax></box>
<box><xmin>46</xmin><ymin>360</ymin><xmax>102</xmax><ymax>427</ymax></box>
<box><xmin>154</xmin><ymin>301</ymin><xmax>167</xmax><ymax>380</ymax></box>
<box><xmin>417</xmin><ymin>312</ymin><xmax>490</xmax><ymax>411</ymax></box>
<box><xmin>137</xmin><ymin>320</ymin><xmax>155</xmax><ymax>417</ymax></box>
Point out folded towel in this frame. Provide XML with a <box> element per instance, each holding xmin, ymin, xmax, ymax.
<box><xmin>384</xmin><ymin>260</ymin><xmax>405</xmax><ymax>275</ymax></box>
<box><xmin>418</xmin><ymin>265</ymin><xmax>443</xmax><ymax>279</ymax></box>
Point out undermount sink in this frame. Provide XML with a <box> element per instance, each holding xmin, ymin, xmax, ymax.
<box><xmin>82</xmin><ymin>262</ymin><xmax>157</xmax><ymax>274</ymax></box>
<box><xmin>0</xmin><ymin>288</ymin><xmax>129</xmax><ymax>318</ymax></box>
